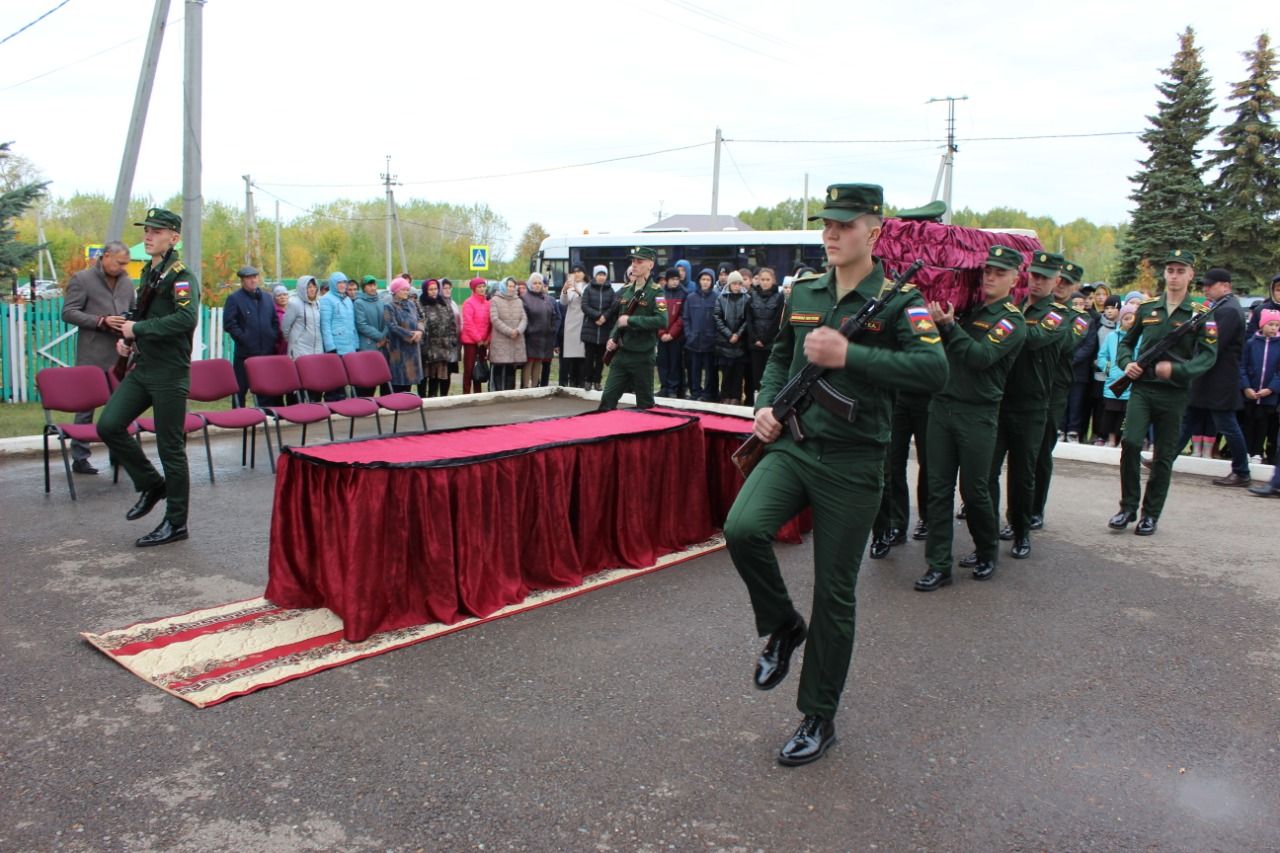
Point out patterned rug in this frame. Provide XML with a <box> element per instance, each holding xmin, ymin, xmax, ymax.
<box><xmin>82</xmin><ymin>537</ymin><xmax>726</xmax><ymax>708</ymax></box>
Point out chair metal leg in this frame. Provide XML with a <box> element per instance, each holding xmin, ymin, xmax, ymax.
<box><xmin>275</xmin><ymin>418</ymin><xmax>285</xmax><ymax>452</ymax></box>
<box><xmin>418</xmin><ymin>407</ymin><xmax>428</xmax><ymax>432</ymax></box>
<box><xmin>262</xmin><ymin>422</ymin><xmax>276</xmax><ymax>473</ymax></box>
<box><xmin>241</xmin><ymin>428</ymin><xmax>249</xmax><ymax>466</ymax></box>
<box><xmin>249</xmin><ymin>425</ymin><xmax>257</xmax><ymax>469</ymax></box>
<box><xmin>348</xmin><ymin>416</ymin><xmax>355</xmax><ymax>440</ymax></box>
<box><xmin>43</xmin><ymin>431</ymin><xmax>51</xmax><ymax>493</ymax></box>
<box><xmin>392</xmin><ymin>411</ymin><xmax>400</xmax><ymax>433</ymax></box>
<box><xmin>58</xmin><ymin>432</ymin><xmax>76</xmax><ymax>500</ymax></box>
<box><xmin>325</xmin><ymin>418</ymin><xmax>334</xmax><ymax>441</ymax></box>
<box><xmin>202</xmin><ymin>425</ymin><xmax>216</xmax><ymax>483</ymax></box>
<box><xmin>374</xmin><ymin>411</ymin><xmax>383</xmax><ymax>435</ymax></box>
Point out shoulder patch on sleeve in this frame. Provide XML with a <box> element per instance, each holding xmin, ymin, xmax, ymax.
<box><xmin>905</xmin><ymin>305</ymin><xmax>935</xmax><ymax>335</ymax></box>
<box><xmin>1071</xmin><ymin>315</ymin><xmax>1090</xmax><ymax>336</ymax></box>
<box><xmin>988</xmin><ymin>317</ymin><xmax>1018</xmax><ymax>343</ymax></box>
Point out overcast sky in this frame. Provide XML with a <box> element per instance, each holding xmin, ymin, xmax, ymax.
<box><xmin>2</xmin><ymin>0</ymin><xmax>1273</xmax><ymax>253</ymax></box>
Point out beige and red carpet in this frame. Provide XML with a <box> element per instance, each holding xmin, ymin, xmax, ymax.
<box><xmin>82</xmin><ymin>536</ymin><xmax>725</xmax><ymax>708</ymax></box>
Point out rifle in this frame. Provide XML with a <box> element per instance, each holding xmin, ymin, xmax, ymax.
<box><xmin>731</xmin><ymin>259</ymin><xmax>924</xmax><ymax>479</ymax></box>
<box><xmin>602</xmin><ymin>276</ymin><xmax>647</xmax><ymax>367</ymax></box>
<box><xmin>111</xmin><ymin>246</ymin><xmax>172</xmax><ymax>381</ymax></box>
<box><xmin>1108</xmin><ymin>298</ymin><xmax>1219</xmax><ymax>397</ymax></box>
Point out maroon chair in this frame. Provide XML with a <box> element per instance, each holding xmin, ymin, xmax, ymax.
<box><xmin>36</xmin><ymin>366</ymin><xmax>134</xmax><ymax>500</ymax></box>
<box><xmin>295</xmin><ymin>353</ymin><xmax>382</xmax><ymax>439</ymax></box>
<box><xmin>244</xmin><ymin>355</ymin><xmax>333</xmax><ymax>448</ymax></box>
<box><xmin>341</xmin><ymin>350</ymin><xmax>428</xmax><ymax>433</ymax></box>
<box><xmin>134</xmin><ymin>409</ymin><xmax>208</xmax><ymax>480</ymax></box>
<box><xmin>188</xmin><ymin>358</ymin><xmax>275</xmax><ymax>479</ymax></box>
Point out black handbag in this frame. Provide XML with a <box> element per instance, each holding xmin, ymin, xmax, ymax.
<box><xmin>471</xmin><ymin>357</ymin><xmax>491</xmax><ymax>384</ymax></box>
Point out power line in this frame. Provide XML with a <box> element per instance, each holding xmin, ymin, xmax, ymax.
<box><xmin>660</xmin><ymin>0</ymin><xmax>795</xmax><ymax>50</ymax></box>
<box><xmin>0</xmin><ymin>0</ymin><xmax>72</xmax><ymax>47</ymax></box>
<box><xmin>728</xmin><ymin>131</ymin><xmax>1141</xmax><ymax>144</ymax></box>
<box><xmin>722</xmin><ymin>142</ymin><xmax>757</xmax><ymax>204</ymax></box>
<box><xmin>0</xmin><ymin>14</ymin><xmax>184</xmax><ymax>92</ymax></box>
<box><xmin>251</xmin><ymin>182</ymin><xmax>480</xmax><ymax>239</ymax></box>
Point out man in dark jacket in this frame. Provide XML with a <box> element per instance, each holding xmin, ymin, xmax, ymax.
<box><xmin>1175</xmin><ymin>268</ymin><xmax>1250</xmax><ymax>485</ymax></box>
<box><xmin>744</xmin><ymin>267</ymin><xmax>785</xmax><ymax>406</ymax></box>
<box><xmin>656</xmin><ymin>269</ymin><xmax>686</xmax><ymax>397</ymax></box>
<box><xmin>223</xmin><ymin>265</ymin><xmax>281</xmax><ymax>405</ymax></box>
<box><xmin>61</xmin><ymin>241</ymin><xmax>136</xmax><ymax>474</ymax></box>
<box><xmin>684</xmin><ymin>269</ymin><xmax>719</xmax><ymax>401</ymax></box>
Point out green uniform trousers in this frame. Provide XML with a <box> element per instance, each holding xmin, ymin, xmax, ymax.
<box><xmin>98</xmin><ymin>369</ymin><xmax>191</xmax><ymax>526</ymax></box>
<box><xmin>925</xmin><ymin>400</ymin><xmax>1000</xmax><ymax>572</ymax></box>
<box><xmin>1032</xmin><ymin>392</ymin><xmax>1069</xmax><ymax>518</ymax></box>
<box><xmin>724</xmin><ymin>439</ymin><xmax>883</xmax><ymax>719</ymax></box>
<box><xmin>874</xmin><ymin>400</ymin><xmax>929</xmax><ymax>533</ymax></box>
<box><xmin>1119</xmin><ymin>384</ymin><xmax>1188</xmax><ymax>519</ymax></box>
<box><xmin>598</xmin><ymin>350</ymin><xmax>655</xmax><ymax>410</ymax></box>
<box><xmin>990</xmin><ymin>406</ymin><xmax>1048</xmax><ymax>537</ymax></box>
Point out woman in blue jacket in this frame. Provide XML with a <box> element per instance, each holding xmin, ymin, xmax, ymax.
<box><xmin>683</xmin><ymin>268</ymin><xmax>719</xmax><ymax>401</ymax></box>
<box><xmin>1094</xmin><ymin>303</ymin><xmax>1136</xmax><ymax>447</ymax></box>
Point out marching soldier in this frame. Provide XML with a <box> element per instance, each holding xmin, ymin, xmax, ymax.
<box><xmin>1029</xmin><ymin>257</ymin><xmax>1089</xmax><ymax>528</ymax></box>
<box><xmin>725</xmin><ymin>183</ymin><xmax>947</xmax><ymax>766</ymax></box>
<box><xmin>598</xmin><ymin>247</ymin><xmax>666</xmax><ymax>411</ymax></box>
<box><xmin>97</xmin><ymin>208</ymin><xmax>200</xmax><ymax>547</ymax></box>
<box><xmin>990</xmin><ymin>251</ymin><xmax>1069</xmax><ymax>559</ymax></box>
<box><xmin>915</xmin><ymin>245</ymin><xmax>1026</xmax><ymax>591</ymax></box>
<box><xmin>1108</xmin><ymin>249</ymin><xmax>1218</xmax><ymax>534</ymax></box>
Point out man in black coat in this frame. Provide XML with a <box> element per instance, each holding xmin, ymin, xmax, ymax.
<box><xmin>223</xmin><ymin>266</ymin><xmax>281</xmax><ymax>406</ymax></box>
<box><xmin>1176</xmin><ymin>268</ymin><xmax>1250</xmax><ymax>485</ymax></box>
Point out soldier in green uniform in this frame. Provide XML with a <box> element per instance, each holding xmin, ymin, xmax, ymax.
<box><xmin>97</xmin><ymin>208</ymin><xmax>200</xmax><ymax>547</ymax></box>
<box><xmin>724</xmin><ymin>184</ymin><xmax>948</xmax><ymax>766</ymax></box>
<box><xmin>598</xmin><ymin>247</ymin><xmax>666</xmax><ymax>411</ymax></box>
<box><xmin>1028</xmin><ymin>256</ymin><xmax>1089</xmax><ymax>529</ymax></box>
<box><xmin>989</xmin><ymin>251</ymin><xmax>1070</xmax><ymax>559</ymax></box>
<box><xmin>914</xmin><ymin>245</ymin><xmax>1027</xmax><ymax>592</ymax></box>
<box><xmin>1108</xmin><ymin>249</ymin><xmax>1218</xmax><ymax>535</ymax></box>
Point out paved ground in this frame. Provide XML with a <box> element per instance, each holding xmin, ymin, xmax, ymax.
<box><xmin>2</xmin><ymin>394</ymin><xmax>1278</xmax><ymax>852</ymax></box>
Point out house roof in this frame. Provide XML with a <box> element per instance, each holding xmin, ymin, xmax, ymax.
<box><xmin>638</xmin><ymin>214</ymin><xmax>754</xmax><ymax>232</ymax></box>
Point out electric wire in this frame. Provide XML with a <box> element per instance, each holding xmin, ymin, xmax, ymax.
<box><xmin>0</xmin><ymin>0</ymin><xmax>72</xmax><ymax>47</ymax></box>
<box><xmin>0</xmin><ymin>14</ymin><xmax>184</xmax><ymax>92</ymax></box>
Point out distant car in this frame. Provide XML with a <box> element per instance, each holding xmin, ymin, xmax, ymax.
<box><xmin>1237</xmin><ymin>295</ymin><xmax>1264</xmax><ymax>314</ymax></box>
<box><xmin>32</xmin><ymin>280</ymin><xmax>61</xmax><ymax>300</ymax></box>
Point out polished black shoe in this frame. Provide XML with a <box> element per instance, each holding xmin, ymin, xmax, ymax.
<box><xmin>998</xmin><ymin>524</ymin><xmax>1014</xmax><ymax>541</ymax></box>
<box><xmin>777</xmin><ymin>715</ymin><xmax>837</xmax><ymax>767</ymax></box>
<box><xmin>135</xmin><ymin>519</ymin><xmax>188</xmax><ymax>548</ymax></box>
<box><xmin>1107</xmin><ymin>510</ymin><xmax>1137</xmax><ymax>530</ymax></box>
<box><xmin>869</xmin><ymin>535</ymin><xmax>891</xmax><ymax>560</ymax></box>
<box><xmin>1212</xmin><ymin>472</ymin><xmax>1251</xmax><ymax>487</ymax></box>
<box><xmin>754</xmin><ymin>613</ymin><xmax>807</xmax><ymax>691</ymax></box>
<box><xmin>72</xmin><ymin>459</ymin><xmax>98</xmax><ymax>475</ymax></box>
<box><xmin>1135</xmin><ymin>516</ymin><xmax>1158</xmax><ymax>536</ymax></box>
<box><xmin>955</xmin><ymin>504</ymin><xmax>967</xmax><ymax>519</ymax></box>
<box><xmin>1011</xmin><ymin>536</ymin><xmax>1031</xmax><ymax>559</ymax></box>
<box><xmin>971</xmin><ymin>560</ymin><xmax>996</xmax><ymax>581</ymax></box>
<box><xmin>885</xmin><ymin>528</ymin><xmax>907</xmax><ymax>546</ymax></box>
<box><xmin>1029</xmin><ymin>514</ymin><xmax>1044</xmax><ymax>531</ymax></box>
<box><xmin>958</xmin><ymin>552</ymin><xmax>980</xmax><ymax>568</ymax></box>
<box><xmin>914</xmin><ymin>570</ymin><xmax>953</xmax><ymax>592</ymax></box>
<box><xmin>911</xmin><ymin>521</ymin><xmax>929</xmax><ymax>540</ymax></box>
<box><xmin>125</xmin><ymin>483</ymin><xmax>167</xmax><ymax>521</ymax></box>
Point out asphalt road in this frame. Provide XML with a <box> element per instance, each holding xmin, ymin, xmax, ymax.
<box><xmin>2</xmin><ymin>395</ymin><xmax>1277</xmax><ymax>852</ymax></box>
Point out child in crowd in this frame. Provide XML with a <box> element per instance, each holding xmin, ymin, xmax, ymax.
<box><xmin>1240</xmin><ymin>308</ymin><xmax>1280</xmax><ymax>465</ymax></box>
<box><xmin>1095</xmin><ymin>303</ymin><xmax>1136</xmax><ymax>447</ymax></box>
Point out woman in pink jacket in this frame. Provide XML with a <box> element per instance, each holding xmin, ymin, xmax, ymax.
<box><xmin>460</xmin><ymin>277</ymin><xmax>492</xmax><ymax>393</ymax></box>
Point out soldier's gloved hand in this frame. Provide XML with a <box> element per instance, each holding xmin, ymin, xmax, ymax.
<box><xmin>753</xmin><ymin>407</ymin><xmax>782</xmax><ymax>444</ymax></box>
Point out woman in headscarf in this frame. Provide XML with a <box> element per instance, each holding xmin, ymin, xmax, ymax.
<box><xmin>383</xmin><ymin>277</ymin><xmax>423</xmax><ymax>393</ymax></box>
<box><xmin>418</xmin><ymin>279</ymin><xmax>458</xmax><ymax>397</ymax></box>
<box><xmin>521</xmin><ymin>272</ymin><xmax>558</xmax><ymax>388</ymax></box>
<box><xmin>488</xmin><ymin>277</ymin><xmax>527</xmax><ymax>391</ymax></box>
<box><xmin>559</xmin><ymin>265</ymin><xmax>587</xmax><ymax>388</ymax></box>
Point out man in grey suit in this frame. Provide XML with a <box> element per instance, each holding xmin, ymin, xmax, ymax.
<box><xmin>61</xmin><ymin>241</ymin><xmax>137</xmax><ymax>474</ymax></box>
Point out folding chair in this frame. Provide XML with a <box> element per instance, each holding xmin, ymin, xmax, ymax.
<box><xmin>341</xmin><ymin>350</ymin><xmax>428</xmax><ymax>433</ymax></box>
<box><xmin>188</xmin><ymin>358</ymin><xmax>276</xmax><ymax>479</ymax></box>
<box><xmin>244</xmin><ymin>355</ymin><xmax>334</xmax><ymax>448</ymax></box>
<box><xmin>35</xmin><ymin>366</ymin><xmax>133</xmax><ymax>500</ymax></box>
<box><xmin>134</xmin><ymin>408</ymin><xmax>208</xmax><ymax>480</ymax></box>
<box><xmin>295</xmin><ymin>353</ymin><xmax>382</xmax><ymax>439</ymax></box>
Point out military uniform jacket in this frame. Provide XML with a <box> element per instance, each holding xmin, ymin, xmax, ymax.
<box><xmin>1050</xmin><ymin>305</ymin><xmax>1090</xmax><ymax>394</ymax></box>
<box><xmin>757</xmin><ymin>262</ymin><xmax>949</xmax><ymax>447</ymax></box>
<box><xmin>1116</xmin><ymin>293</ymin><xmax>1218</xmax><ymax>391</ymax></box>
<box><xmin>609</xmin><ymin>277</ymin><xmax>667</xmax><ymax>354</ymax></box>
<box><xmin>1003</xmin><ymin>295</ymin><xmax>1069</xmax><ymax>410</ymax></box>
<box><xmin>935</xmin><ymin>299</ymin><xmax>1026</xmax><ymax>407</ymax></box>
<box><xmin>132</xmin><ymin>253</ymin><xmax>200</xmax><ymax>375</ymax></box>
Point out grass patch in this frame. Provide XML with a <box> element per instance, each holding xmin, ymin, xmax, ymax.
<box><xmin>0</xmin><ymin>399</ymin><xmax>236</xmax><ymax>440</ymax></box>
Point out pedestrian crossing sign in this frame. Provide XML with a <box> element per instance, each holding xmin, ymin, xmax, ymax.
<box><xmin>469</xmin><ymin>245</ymin><xmax>489</xmax><ymax>271</ymax></box>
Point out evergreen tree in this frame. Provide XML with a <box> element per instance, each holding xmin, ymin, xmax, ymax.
<box><xmin>1206</xmin><ymin>33</ymin><xmax>1280</xmax><ymax>291</ymax></box>
<box><xmin>1117</xmin><ymin>28</ymin><xmax>1216</xmax><ymax>284</ymax></box>
<box><xmin>0</xmin><ymin>142</ymin><xmax>49</xmax><ymax>282</ymax></box>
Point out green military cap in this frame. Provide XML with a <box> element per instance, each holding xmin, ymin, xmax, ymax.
<box><xmin>808</xmin><ymin>183</ymin><xmax>884</xmax><ymax>222</ymax></box>
<box><xmin>1164</xmin><ymin>248</ymin><xmax>1197</xmax><ymax>266</ymax></box>
<box><xmin>1061</xmin><ymin>260</ymin><xmax>1084</xmax><ymax>283</ymax></box>
<box><xmin>628</xmin><ymin>246</ymin><xmax>657</xmax><ymax>261</ymax></box>
<box><xmin>361</xmin><ymin>275</ymin><xmax>378</xmax><ymax>285</ymax></box>
<box><xmin>984</xmin><ymin>244</ymin><xmax>1022</xmax><ymax>271</ymax></box>
<box><xmin>1028</xmin><ymin>250</ymin><xmax>1065</xmax><ymax>277</ymax></box>
<box><xmin>135</xmin><ymin>207</ymin><xmax>182</xmax><ymax>232</ymax></box>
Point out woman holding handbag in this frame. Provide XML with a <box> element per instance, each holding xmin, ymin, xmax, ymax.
<box><xmin>461</xmin><ymin>277</ymin><xmax>491</xmax><ymax>393</ymax></box>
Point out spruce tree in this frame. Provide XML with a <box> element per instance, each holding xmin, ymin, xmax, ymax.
<box><xmin>1118</xmin><ymin>28</ymin><xmax>1216</xmax><ymax>284</ymax></box>
<box><xmin>1205</xmin><ymin>33</ymin><xmax>1280</xmax><ymax>291</ymax></box>
<box><xmin>0</xmin><ymin>142</ymin><xmax>49</xmax><ymax>282</ymax></box>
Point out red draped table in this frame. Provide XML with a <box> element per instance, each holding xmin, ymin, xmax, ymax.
<box><xmin>266</xmin><ymin>410</ymin><xmax>712</xmax><ymax>641</ymax></box>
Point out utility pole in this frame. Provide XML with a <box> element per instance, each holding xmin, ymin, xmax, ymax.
<box><xmin>381</xmin><ymin>155</ymin><xmax>398</xmax><ymax>286</ymax></box>
<box><xmin>927</xmin><ymin>95</ymin><xmax>967</xmax><ymax>225</ymax></box>
<box><xmin>710</xmin><ymin>127</ymin><xmax>722</xmax><ymax>226</ymax></box>
<box><xmin>390</xmin><ymin>190</ymin><xmax>407</xmax><ymax>277</ymax></box>
<box><xmin>108</xmin><ymin>0</ymin><xmax>170</xmax><ymax>242</ymax></box>
<box><xmin>242</xmin><ymin>174</ymin><xmax>255</xmax><ymax>266</ymax></box>
<box><xmin>801</xmin><ymin>173</ymin><xmax>809</xmax><ymax>229</ymax></box>
<box><xmin>274</xmin><ymin>200</ymin><xmax>282</xmax><ymax>284</ymax></box>
<box><xmin>183</xmin><ymin>0</ymin><xmax>204</xmax><ymax>354</ymax></box>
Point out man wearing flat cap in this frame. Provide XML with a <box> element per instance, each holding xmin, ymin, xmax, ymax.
<box><xmin>724</xmin><ymin>183</ymin><xmax>948</xmax><ymax>766</ymax></box>
<box><xmin>1108</xmin><ymin>249</ymin><xmax>1218</xmax><ymax>535</ymax></box>
<box><xmin>597</xmin><ymin>246</ymin><xmax>667</xmax><ymax>410</ymax></box>
<box><xmin>224</xmin><ymin>264</ymin><xmax>282</xmax><ymax>406</ymax></box>
<box><xmin>96</xmin><ymin>208</ymin><xmax>201</xmax><ymax>547</ymax></box>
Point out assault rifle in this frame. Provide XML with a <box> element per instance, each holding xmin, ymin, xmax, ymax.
<box><xmin>111</xmin><ymin>246</ymin><xmax>172</xmax><ymax>381</ymax></box>
<box><xmin>602</xmin><ymin>276</ymin><xmax>647</xmax><ymax>367</ymax></box>
<box><xmin>1107</xmin><ymin>298</ymin><xmax>1220</xmax><ymax>397</ymax></box>
<box><xmin>731</xmin><ymin>259</ymin><xmax>924</xmax><ymax>478</ymax></box>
